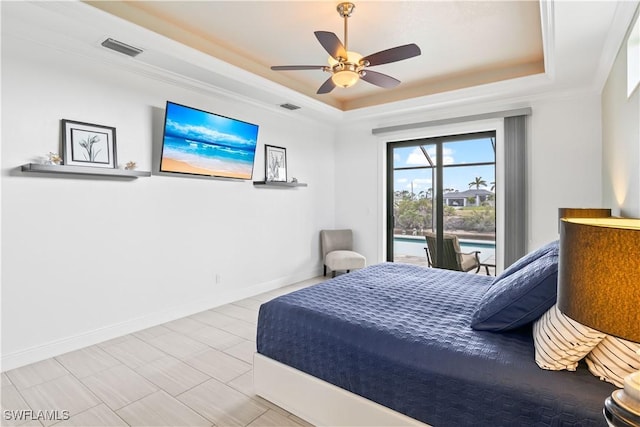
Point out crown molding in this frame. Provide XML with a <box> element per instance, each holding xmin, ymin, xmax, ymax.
<box><xmin>593</xmin><ymin>1</ymin><xmax>640</xmax><ymax>93</ymax></box>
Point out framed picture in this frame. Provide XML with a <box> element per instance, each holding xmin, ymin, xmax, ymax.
<box><xmin>62</xmin><ymin>119</ymin><xmax>117</xmax><ymax>168</ymax></box>
<box><xmin>265</xmin><ymin>145</ymin><xmax>287</xmax><ymax>182</ymax></box>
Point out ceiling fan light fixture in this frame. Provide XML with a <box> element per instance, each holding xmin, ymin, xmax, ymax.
<box><xmin>332</xmin><ymin>69</ymin><xmax>360</xmax><ymax>88</ymax></box>
<box><xmin>328</xmin><ymin>50</ymin><xmax>363</xmax><ymax>87</ymax></box>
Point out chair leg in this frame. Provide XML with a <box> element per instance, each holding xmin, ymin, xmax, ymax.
<box><xmin>346</xmin><ymin>270</ymin><xmax>350</xmax><ymax>273</ymax></box>
<box><xmin>324</xmin><ymin>265</ymin><xmax>327</xmax><ymax>276</ymax></box>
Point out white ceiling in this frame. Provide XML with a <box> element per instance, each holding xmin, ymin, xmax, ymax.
<box><xmin>88</xmin><ymin>1</ymin><xmax>545</xmax><ymax>111</ymax></box>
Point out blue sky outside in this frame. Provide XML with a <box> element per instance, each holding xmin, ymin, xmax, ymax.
<box><xmin>393</xmin><ymin>137</ymin><xmax>495</xmax><ymax>196</ymax></box>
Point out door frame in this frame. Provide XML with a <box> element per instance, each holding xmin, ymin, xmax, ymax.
<box><xmin>386</xmin><ymin>130</ymin><xmax>497</xmax><ymax>264</ymax></box>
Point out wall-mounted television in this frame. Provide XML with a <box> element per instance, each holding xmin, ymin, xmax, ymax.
<box><xmin>160</xmin><ymin>101</ymin><xmax>259</xmax><ymax>180</ymax></box>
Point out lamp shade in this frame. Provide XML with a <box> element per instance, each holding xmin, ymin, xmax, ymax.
<box><xmin>558</xmin><ymin>218</ymin><xmax>640</xmax><ymax>342</ymax></box>
<box><xmin>557</xmin><ymin>208</ymin><xmax>611</xmax><ymax>233</ymax></box>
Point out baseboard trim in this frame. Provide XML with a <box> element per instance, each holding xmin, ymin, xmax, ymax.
<box><xmin>1</xmin><ymin>267</ymin><xmax>322</xmax><ymax>371</ymax></box>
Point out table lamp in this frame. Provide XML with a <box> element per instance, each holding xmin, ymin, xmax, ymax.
<box><xmin>558</xmin><ymin>217</ymin><xmax>640</xmax><ymax>426</ymax></box>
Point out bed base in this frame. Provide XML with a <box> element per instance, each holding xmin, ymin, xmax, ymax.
<box><xmin>253</xmin><ymin>353</ymin><xmax>429</xmax><ymax>427</ymax></box>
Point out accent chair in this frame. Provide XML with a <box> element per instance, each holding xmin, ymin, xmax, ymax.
<box><xmin>320</xmin><ymin>229</ymin><xmax>366</xmax><ymax>277</ymax></box>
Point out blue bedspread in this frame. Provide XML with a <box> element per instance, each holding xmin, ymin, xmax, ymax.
<box><xmin>257</xmin><ymin>263</ymin><xmax>614</xmax><ymax>426</ymax></box>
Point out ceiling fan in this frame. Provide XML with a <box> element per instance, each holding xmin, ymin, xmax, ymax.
<box><xmin>271</xmin><ymin>2</ymin><xmax>421</xmax><ymax>94</ymax></box>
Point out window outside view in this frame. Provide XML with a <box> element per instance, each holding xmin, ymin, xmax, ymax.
<box><xmin>391</xmin><ymin>135</ymin><xmax>496</xmax><ymax>273</ymax></box>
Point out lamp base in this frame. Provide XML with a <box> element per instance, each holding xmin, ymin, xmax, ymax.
<box><xmin>604</xmin><ymin>372</ymin><xmax>640</xmax><ymax>427</ymax></box>
<box><xmin>605</xmin><ymin>396</ymin><xmax>640</xmax><ymax>426</ymax></box>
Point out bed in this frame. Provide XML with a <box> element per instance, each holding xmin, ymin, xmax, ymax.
<box><xmin>255</xmin><ymin>259</ymin><xmax>615</xmax><ymax>426</ymax></box>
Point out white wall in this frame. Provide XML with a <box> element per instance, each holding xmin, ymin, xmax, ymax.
<box><xmin>602</xmin><ymin>8</ymin><xmax>640</xmax><ymax>218</ymax></box>
<box><xmin>1</xmin><ymin>29</ymin><xmax>335</xmax><ymax>369</ymax></box>
<box><xmin>527</xmin><ymin>93</ymin><xmax>604</xmax><ymax>247</ymax></box>
<box><xmin>334</xmin><ymin>91</ymin><xmax>604</xmax><ymax>265</ymax></box>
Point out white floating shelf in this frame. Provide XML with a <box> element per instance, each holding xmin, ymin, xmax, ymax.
<box><xmin>21</xmin><ymin>163</ymin><xmax>151</xmax><ymax>178</ymax></box>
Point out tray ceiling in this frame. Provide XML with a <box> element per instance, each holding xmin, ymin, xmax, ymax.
<box><xmin>87</xmin><ymin>1</ymin><xmax>545</xmax><ymax>111</ymax></box>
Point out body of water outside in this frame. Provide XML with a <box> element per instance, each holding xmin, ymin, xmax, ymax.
<box><xmin>394</xmin><ymin>235</ymin><xmax>496</xmax><ymax>263</ymax></box>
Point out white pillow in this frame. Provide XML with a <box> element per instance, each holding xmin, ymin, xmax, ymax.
<box><xmin>586</xmin><ymin>336</ymin><xmax>640</xmax><ymax>388</ymax></box>
<box><xmin>533</xmin><ymin>304</ymin><xmax>607</xmax><ymax>371</ymax></box>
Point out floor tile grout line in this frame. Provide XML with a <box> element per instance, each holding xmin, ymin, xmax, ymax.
<box><xmin>136</xmin><ymin>358</ymin><xmax>215</xmax><ymax>396</ymax></box>
<box><xmin>73</xmin><ymin>364</ymin><xmax>154</xmax><ymax>415</ymax></box>
<box><xmin>49</xmin><ymin>401</ymin><xmax>130</xmax><ymax>427</ymax></box>
<box><xmin>243</xmin><ymin>405</ymin><xmax>270</xmax><ymax>427</ymax></box>
<box><xmin>113</xmin><ymin>389</ymin><xmax>207</xmax><ymax>427</ymax></box>
<box><xmin>225</xmin><ymin>374</ymin><xmax>292</xmax><ymax>418</ymax></box>
<box><xmin>135</xmin><ymin>366</ymin><xmax>212</xmax><ymax>400</ymax></box>
<box><xmin>99</xmin><ymin>335</ymin><xmax>168</xmax><ymax>370</ymax></box>
<box><xmin>90</xmin><ymin>373</ymin><xmax>159</xmax><ymax>413</ymax></box>
<box><xmin>134</xmin><ymin>330</ymin><xmax>209</xmax><ymax>361</ymax></box>
<box><xmin>179</xmin><ymin>351</ymin><xmax>252</xmax><ymax>385</ymax></box>
<box><xmin>15</xmin><ymin>367</ymin><xmax>103</xmax><ymax>418</ymax></box>
<box><xmin>5</xmin><ymin>358</ymin><xmax>72</xmax><ymax>392</ymax></box>
<box><xmin>53</xmin><ymin>346</ymin><xmax>120</xmax><ymax>381</ymax></box>
<box><xmin>181</xmin><ymin>326</ymin><xmax>251</xmax><ymax>352</ymax></box>
<box><xmin>171</xmin><ymin>379</ymin><xmax>235</xmax><ymax>426</ymax></box>
<box><xmin>3</xmin><ymin>381</ymin><xmax>45</xmax><ymax>427</ymax></box>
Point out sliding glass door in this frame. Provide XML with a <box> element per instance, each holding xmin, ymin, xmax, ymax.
<box><xmin>387</xmin><ymin>132</ymin><xmax>496</xmax><ymax>272</ymax></box>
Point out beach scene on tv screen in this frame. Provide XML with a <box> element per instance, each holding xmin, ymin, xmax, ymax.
<box><xmin>160</xmin><ymin>103</ymin><xmax>258</xmax><ymax>179</ymax></box>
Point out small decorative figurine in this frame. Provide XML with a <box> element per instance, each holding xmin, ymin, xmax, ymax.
<box><xmin>46</xmin><ymin>152</ymin><xmax>62</xmax><ymax>165</ymax></box>
<box><xmin>124</xmin><ymin>161</ymin><xmax>137</xmax><ymax>170</ymax></box>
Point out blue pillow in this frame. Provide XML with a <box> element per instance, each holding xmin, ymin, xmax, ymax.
<box><xmin>498</xmin><ymin>240</ymin><xmax>558</xmax><ymax>280</ymax></box>
<box><xmin>471</xmin><ymin>243</ymin><xmax>559</xmax><ymax>331</ymax></box>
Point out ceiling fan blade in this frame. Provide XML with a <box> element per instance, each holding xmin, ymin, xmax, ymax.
<box><xmin>271</xmin><ymin>65</ymin><xmax>326</xmax><ymax>71</ymax></box>
<box><xmin>314</xmin><ymin>31</ymin><xmax>347</xmax><ymax>60</ymax></box>
<box><xmin>361</xmin><ymin>43</ymin><xmax>421</xmax><ymax>67</ymax></box>
<box><xmin>317</xmin><ymin>77</ymin><xmax>336</xmax><ymax>94</ymax></box>
<box><xmin>361</xmin><ymin>70</ymin><xmax>400</xmax><ymax>88</ymax></box>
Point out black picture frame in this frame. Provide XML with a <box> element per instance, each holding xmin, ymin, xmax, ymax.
<box><xmin>62</xmin><ymin>119</ymin><xmax>117</xmax><ymax>168</ymax></box>
<box><xmin>265</xmin><ymin>145</ymin><xmax>287</xmax><ymax>182</ymax></box>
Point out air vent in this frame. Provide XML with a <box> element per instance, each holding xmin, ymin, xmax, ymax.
<box><xmin>280</xmin><ymin>103</ymin><xmax>301</xmax><ymax>111</ymax></box>
<box><xmin>101</xmin><ymin>38</ymin><xmax>143</xmax><ymax>58</ymax></box>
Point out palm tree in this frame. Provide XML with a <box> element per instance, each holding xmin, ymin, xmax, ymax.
<box><xmin>468</xmin><ymin>177</ymin><xmax>487</xmax><ymax>207</ymax></box>
<box><xmin>468</xmin><ymin>176</ymin><xmax>487</xmax><ymax>190</ymax></box>
<box><xmin>490</xmin><ymin>181</ymin><xmax>496</xmax><ymax>191</ymax></box>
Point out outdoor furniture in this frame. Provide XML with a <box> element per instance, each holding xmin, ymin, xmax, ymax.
<box><xmin>424</xmin><ymin>231</ymin><xmax>481</xmax><ymax>273</ymax></box>
<box><xmin>480</xmin><ymin>254</ymin><xmax>496</xmax><ymax>276</ymax></box>
<box><xmin>320</xmin><ymin>229</ymin><xmax>366</xmax><ymax>277</ymax></box>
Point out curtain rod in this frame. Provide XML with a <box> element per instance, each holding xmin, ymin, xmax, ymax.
<box><xmin>371</xmin><ymin>107</ymin><xmax>532</xmax><ymax>135</ymax></box>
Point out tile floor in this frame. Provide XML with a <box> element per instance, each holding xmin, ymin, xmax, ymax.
<box><xmin>1</xmin><ymin>277</ymin><xmax>325</xmax><ymax>427</ymax></box>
